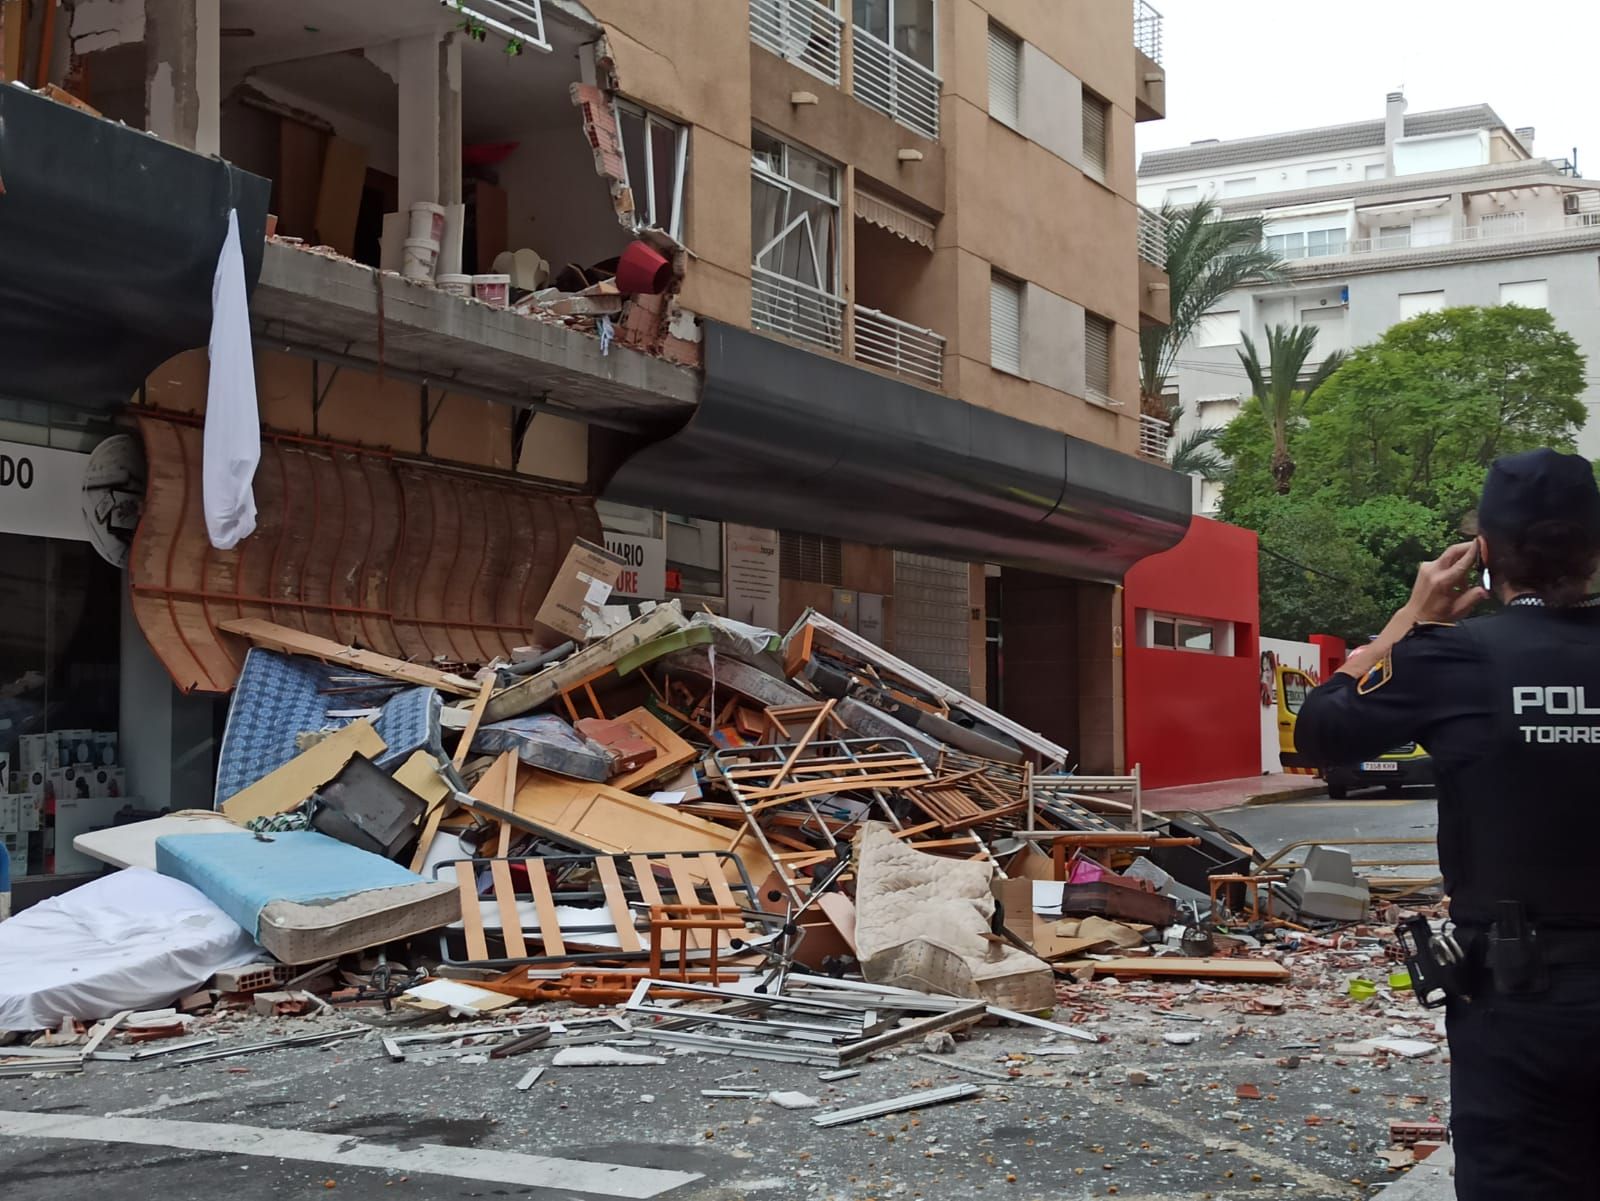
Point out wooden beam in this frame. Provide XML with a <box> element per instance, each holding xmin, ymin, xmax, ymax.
<box><xmin>220</xmin><ymin>618</ymin><xmax>478</xmax><ymax>695</ymax></box>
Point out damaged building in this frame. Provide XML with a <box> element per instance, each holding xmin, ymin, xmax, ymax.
<box><xmin>0</xmin><ymin>0</ymin><xmax>1191</xmax><ymax>906</ymax></box>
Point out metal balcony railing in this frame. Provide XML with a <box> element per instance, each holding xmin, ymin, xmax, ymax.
<box><xmin>853</xmin><ymin>306</ymin><xmax>945</xmax><ymax>388</ymax></box>
<box><xmin>1137</xmin><ymin>205</ymin><xmax>1169</xmax><ymax>267</ymax></box>
<box><xmin>1133</xmin><ymin>0</ymin><xmax>1164</xmax><ymax>65</ymax></box>
<box><xmin>851</xmin><ymin>30</ymin><xmax>941</xmax><ymax>141</ymax></box>
<box><xmin>1138</xmin><ymin>413</ymin><xmax>1171</xmax><ymax>462</ymax></box>
<box><xmin>750</xmin><ymin>0</ymin><xmax>844</xmax><ymax>86</ymax></box>
<box><xmin>1337</xmin><ymin>212</ymin><xmax>1600</xmax><ymax>258</ymax></box>
<box><xmin>752</xmin><ymin>267</ymin><xmax>845</xmax><ymax>352</ymax></box>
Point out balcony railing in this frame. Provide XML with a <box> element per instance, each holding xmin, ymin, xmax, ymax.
<box><xmin>1137</xmin><ymin>205</ymin><xmax>1169</xmax><ymax>267</ymax></box>
<box><xmin>750</xmin><ymin>0</ymin><xmax>844</xmax><ymax>86</ymax></box>
<box><xmin>1133</xmin><ymin>0</ymin><xmax>1164</xmax><ymax>65</ymax></box>
<box><xmin>851</xmin><ymin>30</ymin><xmax>941</xmax><ymax>141</ymax></box>
<box><xmin>752</xmin><ymin>266</ymin><xmax>845</xmax><ymax>352</ymax></box>
<box><xmin>854</xmin><ymin>306</ymin><xmax>945</xmax><ymax>388</ymax></box>
<box><xmin>1138</xmin><ymin>413</ymin><xmax>1171</xmax><ymax>462</ymax></box>
<box><xmin>1336</xmin><ymin>213</ymin><xmax>1600</xmax><ymax>258</ymax></box>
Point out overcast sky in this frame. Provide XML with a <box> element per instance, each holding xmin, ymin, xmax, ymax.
<box><xmin>1137</xmin><ymin>0</ymin><xmax>1600</xmax><ymax>176</ymax></box>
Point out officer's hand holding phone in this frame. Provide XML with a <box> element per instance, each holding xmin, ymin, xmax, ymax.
<box><xmin>1406</xmin><ymin>540</ymin><xmax>1491</xmax><ymax>624</ymax></box>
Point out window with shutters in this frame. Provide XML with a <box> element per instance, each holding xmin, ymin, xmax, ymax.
<box><xmin>990</xmin><ymin>272</ymin><xmax>1023</xmax><ymax>375</ymax></box>
<box><xmin>1084</xmin><ymin>311</ymin><xmax>1113</xmax><ymax>404</ymax></box>
<box><xmin>1081</xmin><ymin>90</ymin><xmax>1109</xmax><ymax>182</ymax></box>
<box><xmin>987</xmin><ymin>22</ymin><xmax>1021</xmax><ymax>129</ymax></box>
<box><xmin>780</xmin><ymin>532</ymin><xmax>843</xmax><ymax>584</ymax></box>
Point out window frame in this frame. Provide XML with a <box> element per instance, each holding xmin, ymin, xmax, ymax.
<box><xmin>750</xmin><ymin>128</ymin><xmax>842</xmax><ymax>297</ymax></box>
<box><xmin>1084</xmin><ymin>310</ymin><xmax>1113</xmax><ymax>405</ymax></box>
<box><xmin>986</xmin><ymin>20</ymin><xmax>1021</xmax><ymax>129</ymax></box>
<box><xmin>613</xmin><ymin>98</ymin><xmax>688</xmax><ymax>242</ymax></box>
<box><xmin>1141</xmin><ymin>610</ymin><xmax>1230</xmax><ymax>655</ymax></box>
<box><xmin>1081</xmin><ymin>88</ymin><xmax>1110</xmax><ymax>183</ymax></box>
<box><xmin>989</xmin><ymin>270</ymin><xmax>1024</xmax><ymax>375</ymax></box>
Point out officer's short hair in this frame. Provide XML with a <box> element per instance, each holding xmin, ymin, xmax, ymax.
<box><xmin>1487</xmin><ymin>517</ymin><xmax>1600</xmax><ymax>602</ymax></box>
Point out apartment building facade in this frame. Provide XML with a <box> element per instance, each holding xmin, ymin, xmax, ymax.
<box><xmin>0</xmin><ymin>0</ymin><xmax>1189</xmax><ymax>894</ymax></box>
<box><xmin>1138</xmin><ymin>93</ymin><xmax>1600</xmax><ymax>510</ymax></box>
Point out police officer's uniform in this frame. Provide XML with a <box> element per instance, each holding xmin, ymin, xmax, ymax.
<box><xmin>1297</xmin><ymin>450</ymin><xmax>1600</xmax><ymax>1201</ymax></box>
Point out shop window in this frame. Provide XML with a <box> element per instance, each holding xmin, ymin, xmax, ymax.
<box><xmin>0</xmin><ymin>535</ymin><xmax>122</xmax><ymax>879</ymax></box>
<box><xmin>781</xmin><ymin>532</ymin><xmax>843</xmax><ymax>585</ymax></box>
<box><xmin>665</xmin><ymin>514</ymin><xmax>724</xmax><ymax>599</ymax></box>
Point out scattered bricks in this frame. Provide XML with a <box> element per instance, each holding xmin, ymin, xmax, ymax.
<box><xmin>1414</xmin><ymin>1140</ymin><xmax>1448</xmax><ymax>1161</ymax></box>
<box><xmin>253</xmin><ymin>991</ymin><xmax>316</xmax><ymax>1018</ymax></box>
<box><xmin>214</xmin><ymin>963</ymin><xmax>289</xmax><ymax>994</ymax></box>
<box><xmin>1389</xmin><ymin>1120</ymin><xmax>1449</xmax><ymax>1148</ymax></box>
<box><xmin>1235</xmin><ymin>1084</ymin><xmax>1262</xmax><ymax>1101</ymax></box>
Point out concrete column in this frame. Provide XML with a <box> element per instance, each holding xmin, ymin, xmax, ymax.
<box><xmin>144</xmin><ymin>0</ymin><xmax>219</xmax><ymax>153</ymax></box>
<box><xmin>119</xmin><ymin>582</ymin><xmax>217</xmax><ymax>810</ymax></box>
<box><xmin>396</xmin><ymin>32</ymin><xmax>462</xmax><ymax>212</ymax></box>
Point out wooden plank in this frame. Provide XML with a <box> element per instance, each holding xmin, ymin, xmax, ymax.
<box><xmin>489</xmin><ymin>859</ymin><xmax>527</xmax><ymax>959</ymax></box>
<box><xmin>453</xmin><ymin>677</ymin><xmax>497</xmax><ymax>770</ymax></box>
<box><xmin>596</xmin><ymin>857</ymin><xmax>643</xmax><ymax>953</ymax></box>
<box><xmin>766</xmin><ymin>699</ymin><xmax>835</xmax><ymax>791</ymax></box>
<box><xmin>629</xmin><ymin>854</ymin><xmax>666</xmax><ymax>911</ymax></box>
<box><xmin>1059</xmin><ymin>956</ymin><xmax>1291</xmax><ymax>982</ymax></box>
<box><xmin>496</xmin><ymin>752</ymin><xmax>518</xmax><ymax>857</ymax></box>
<box><xmin>524</xmin><ymin>858</ymin><xmax>564</xmax><ymax>957</ymax></box>
<box><xmin>219</xmin><ymin>618</ymin><xmax>478</xmax><ymax>695</ymax></box>
<box><xmin>696</xmin><ymin>855</ymin><xmax>741</xmax><ymax>911</ymax></box>
<box><xmin>609</xmin><ymin>708</ymin><xmax>698</xmax><ymax>792</ymax></box>
<box><xmin>313</xmin><ymin>135</ymin><xmax>368</xmax><ymax>256</ymax></box>
<box><xmin>664</xmin><ymin>857</ymin><xmax>713</xmax><ymax>950</ymax></box>
<box><xmin>276</xmin><ymin>117</ymin><xmax>326</xmax><ymax>241</ymax></box>
<box><xmin>220</xmin><ymin>720</ymin><xmax>385</xmax><ymax>822</ymax></box>
<box><xmin>393</xmin><ymin>751</ymin><xmax>452</xmax><ymax>808</ymax></box>
<box><xmin>457</xmin><ymin>863</ymin><xmax>489</xmax><ymax>962</ymax></box>
<box><xmin>408</xmin><ymin>804</ymin><xmax>449</xmax><ymax>875</ymax></box>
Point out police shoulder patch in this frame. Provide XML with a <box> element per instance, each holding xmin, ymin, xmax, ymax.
<box><xmin>1356</xmin><ymin>654</ymin><xmax>1393</xmax><ymax>696</ymax></box>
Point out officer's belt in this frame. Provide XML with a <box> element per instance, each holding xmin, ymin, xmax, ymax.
<box><xmin>1457</xmin><ymin>924</ymin><xmax>1600</xmax><ymax>966</ymax></box>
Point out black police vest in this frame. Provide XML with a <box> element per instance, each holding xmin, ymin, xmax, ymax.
<box><xmin>1442</xmin><ymin>606</ymin><xmax>1600</xmax><ymax>928</ymax></box>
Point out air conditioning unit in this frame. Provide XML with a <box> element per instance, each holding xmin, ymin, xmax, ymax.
<box><xmin>1564</xmin><ymin>194</ymin><xmax>1581</xmax><ymax>215</ymax></box>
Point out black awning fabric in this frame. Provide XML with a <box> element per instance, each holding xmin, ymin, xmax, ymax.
<box><xmin>603</xmin><ymin>322</ymin><xmax>1192</xmax><ymax>580</ymax></box>
<box><xmin>0</xmin><ymin>86</ymin><xmax>270</xmax><ymax>409</ymax></box>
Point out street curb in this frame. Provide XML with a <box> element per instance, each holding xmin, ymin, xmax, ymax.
<box><xmin>1239</xmin><ymin>784</ymin><xmax>1329</xmax><ymax>807</ymax></box>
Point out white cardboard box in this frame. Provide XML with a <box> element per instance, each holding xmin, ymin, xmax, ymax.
<box><xmin>53</xmin><ymin>795</ymin><xmax>123</xmax><ymax>875</ymax></box>
<box><xmin>84</xmin><ymin>767</ymin><xmax>127</xmax><ymax>800</ymax></box>
<box><xmin>0</xmin><ymin>794</ymin><xmax>19</xmax><ymax>834</ymax></box>
<box><xmin>2</xmin><ymin>829</ymin><xmax>30</xmax><ymax>865</ymax></box>
<box><xmin>94</xmin><ymin>731</ymin><xmax>118</xmax><ymax>767</ymax></box>
<box><xmin>18</xmin><ymin>734</ymin><xmax>46</xmax><ymax>774</ymax></box>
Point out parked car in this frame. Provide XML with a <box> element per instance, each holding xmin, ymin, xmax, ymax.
<box><xmin>1272</xmin><ymin>662</ymin><xmax>1433</xmax><ymax>799</ymax></box>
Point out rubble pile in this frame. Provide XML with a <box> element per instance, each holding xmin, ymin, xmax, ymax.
<box><xmin>0</xmin><ymin>540</ymin><xmax>1448</xmax><ymax>1175</ymax></box>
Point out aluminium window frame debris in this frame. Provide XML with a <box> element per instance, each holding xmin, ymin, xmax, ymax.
<box><xmin>161</xmin><ymin>1026</ymin><xmax>369</xmax><ymax>1068</ymax></box>
<box><xmin>380</xmin><ymin>1016</ymin><xmax>632</xmax><ymax>1063</ymax></box>
<box><xmin>811</xmin><ymin>1082</ymin><xmax>983</xmax><ymax>1128</ymax></box>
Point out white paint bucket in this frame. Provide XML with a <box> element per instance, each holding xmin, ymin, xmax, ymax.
<box><xmin>402</xmin><ymin>237</ymin><xmax>440</xmax><ymax>281</ymax></box>
<box><xmin>437</xmin><ymin>273</ymin><xmax>473</xmax><ymax>298</ymax></box>
<box><xmin>408</xmin><ymin>201</ymin><xmax>447</xmax><ymax>244</ymax></box>
<box><xmin>473</xmin><ymin>274</ymin><xmax>511</xmax><ymax>308</ymax></box>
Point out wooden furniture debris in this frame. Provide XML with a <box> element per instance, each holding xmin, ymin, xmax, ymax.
<box><xmin>1208</xmin><ymin>872</ymin><xmax>1290</xmax><ymax>923</ymax></box>
<box><xmin>1056</xmin><ymin>956</ymin><xmax>1292</xmax><ymax>982</ymax></box>
<box><xmin>435</xmin><ymin>849</ymin><xmax>775</xmax><ymax>968</ymax></box>
<box><xmin>648</xmin><ymin>904</ymin><xmax>748</xmax><ymax>982</ymax></box>
<box><xmin>220</xmin><ymin>720</ymin><xmax>386</xmax><ymax>822</ymax></box>
<box><xmin>902</xmin><ymin>763</ymin><xmax>1029</xmax><ymax>832</ymax></box>
<box><xmin>220</xmin><ymin>618</ymin><xmax>478</xmax><ymax>696</ymax></box>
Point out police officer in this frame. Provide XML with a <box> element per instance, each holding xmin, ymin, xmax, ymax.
<box><xmin>1296</xmin><ymin>448</ymin><xmax>1600</xmax><ymax>1200</ymax></box>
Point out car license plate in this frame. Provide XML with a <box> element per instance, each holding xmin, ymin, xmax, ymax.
<box><xmin>1360</xmin><ymin>761</ymin><xmax>1398</xmax><ymax>772</ymax></box>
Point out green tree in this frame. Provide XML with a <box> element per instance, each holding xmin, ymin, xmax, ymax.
<box><xmin>1219</xmin><ymin>304</ymin><xmax>1588</xmax><ymax>639</ymax></box>
<box><xmin>1138</xmin><ymin>199</ymin><xmax>1284</xmax><ymax>419</ymax></box>
<box><xmin>1238</xmin><ymin>324</ymin><xmax>1347</xmax><ymax>494</ymax></box>
<box><xmin>1164</xmin><ymin>402</ymin><xmax>1227</xmax><ymax>480</ymax></box>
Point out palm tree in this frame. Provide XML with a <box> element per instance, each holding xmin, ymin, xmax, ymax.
<box><xmin>1165</xmin><ymin>402</ymin><xmax>1227</xmax><ymax>480</ymax></box>
<box><xmin>1139</xmin><ymin>198</ymin><xmax>1285</xmax><ymax>420</ymax></box>
<box><xmin>1238</xmin><ymin>324</ymin><xmax>1348</xmax><ymax>494</ymax></box>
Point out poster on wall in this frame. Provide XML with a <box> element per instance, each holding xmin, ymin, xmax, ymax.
<box><xmin>601</xmin><ymin>530</ymin><xmax>666</xmax><ymax>599</ymax></box>
<box><xmin>81</xmin><ymin>434</ymin><xmax>146</xmax><ymax>567</ymax></box>
<box><xmin>725</xmin><ymin>524</ymin><xmax>780</xmax><ymax>630</ymax></box>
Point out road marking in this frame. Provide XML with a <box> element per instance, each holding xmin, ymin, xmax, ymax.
<box><xmin>0</xmin><ymin>1109</ymin><xmax>701</xmax><ymax>1198</ymax></box>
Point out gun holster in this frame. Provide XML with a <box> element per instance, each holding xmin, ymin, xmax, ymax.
<box><xmin>1485</xmin><ymin>900</ymin><xmax>1548</xmax><ymax>995</ymax></box>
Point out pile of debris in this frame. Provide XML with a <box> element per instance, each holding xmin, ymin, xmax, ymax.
<box><xmin>0</xmin><ymin>540</ymin><xmax>1433</xmax><ymax>1130</ymax></box>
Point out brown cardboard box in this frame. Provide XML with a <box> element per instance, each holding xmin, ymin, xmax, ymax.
<box><xmin>991</xmin><ymin>877</ymin><xmax>1036</xmax><ymax>948</ymax></box>
<box><xmin>534</xmin><ymin>538</ymin><xmax>626</xmax><ymax>643</ymax></box>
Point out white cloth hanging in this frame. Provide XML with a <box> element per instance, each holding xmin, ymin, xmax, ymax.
<box><xmin>203</xmin><ymin>209</ymin><xmax>260</xmax><ymax>549</ymax></box>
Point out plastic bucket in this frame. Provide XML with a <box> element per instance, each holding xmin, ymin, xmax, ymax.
<box><xmin>615</xmin><ymin>239</ymin><xmax>671</xmax><ymax>294</ymax></box>
<box><xmin>402</xmin><ymin>237</ymin><xmax>440</xmax><ymax>281</ymax></box>
<box><xmin>437</xmin><ymin>273</ymin><xmax>473</xmax><ymax>298</ymax></box>
<box><xmin>473</xmin><ymin>274</ymin><xmax>511</xmax><ymax>308</ymax></box>
<box><xmin>409</xmin><ymin>201</ymin><xmax>447</xmax><ymax>244</ymax></box>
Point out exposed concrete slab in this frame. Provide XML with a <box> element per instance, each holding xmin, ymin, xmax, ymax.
<box><xmin>250</xmin><ymin>243</ymin><xmax>699</xmax><ymax>427</ymax></box>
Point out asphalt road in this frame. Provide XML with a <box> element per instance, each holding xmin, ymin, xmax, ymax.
<box><xmin>1213</xmin><ymin>797</ymin><xmax>1441</xmax><ymax>884</ymax></box>
<box><xmin>0</xmin><ymin>998</ymin><xmax>1449</xmax><ymax>1201</ymax></box>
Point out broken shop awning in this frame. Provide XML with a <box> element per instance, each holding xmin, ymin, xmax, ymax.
<box><xmin>604</xmin><ymin>322</ymin><xmax>1193</xmax><ymax>579</ymax></box>
<box><xmin>130</xmin><ymin>414</ymin><xmax>602</xmax><ymax>693</ymax></box>
<box><xmin>0</xmin><ymin>86</ymin><xmax>270</xmax><ymax>410</ymax></box>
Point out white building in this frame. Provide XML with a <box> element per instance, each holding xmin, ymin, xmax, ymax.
<box><xmin>1138</xmin><ymin>93</ymin><xmax>1600</xmax><ymax>506</ymax></box>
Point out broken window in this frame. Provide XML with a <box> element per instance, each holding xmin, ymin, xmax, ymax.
<box><xmin>615</xmin><ymin>100</ymin><xmax>688</xmax><ymax>241</ymax></box>
<box><xmin>751</xmin><ymin>130</ymin><xmax>839</xmax><ymax>294</ymax></box>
